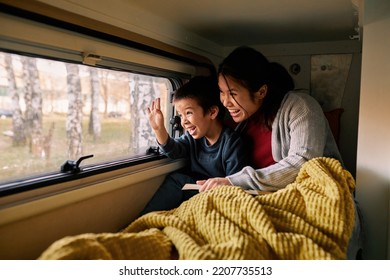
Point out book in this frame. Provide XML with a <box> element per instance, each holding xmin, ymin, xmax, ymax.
<box><xmin>182</xmin><ymin>183</ymin><xmax>272</xmax><ymax>196</ymax></box>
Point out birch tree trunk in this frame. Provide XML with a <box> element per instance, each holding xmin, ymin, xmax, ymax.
<box><xmin>128</xmin><ymin>75</ymin><xmax>155</xmax><ymax>154</ymax></box>
<box><xmin>4</xmin><ymin>54</ymin><xmax>26</xmax><ymax>146</ymax></box>
<box><xmin>128</xmin><ymin>74</ymin><xmax>139</xmax><ymax>154</ymax></box>
<box><xmin>65</xmin><ymin>63</ymin><xmax>83</xmax><ymax>159</ymax></box>
<box><xmin>88</xmin><ymin>67</ymin><xmax>101</xmax><ymax>141</ymax></box>
<box><xmin>138</xmin><ymin>77</ymin><xmax>155</xmax><ymax>149</ymax></box>
<box><xmin>100</xmin><ymin>71</ymin><xmax>109</xmax><ymax>117</ymax></box>
<box><xmin>21</xmin><ymin>56</ymin><xmax>43</xmax><ymax>155</ymax></box>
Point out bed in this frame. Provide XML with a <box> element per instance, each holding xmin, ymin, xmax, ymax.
<box><xmin>38</xmin><ymin>157</ymin><xmax>358</xmax><ymax>260</ymax></box>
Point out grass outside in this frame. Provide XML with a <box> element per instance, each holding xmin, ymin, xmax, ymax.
<box><xmin>0</xmin><ymin>114</ymin><xmax>133</xmax><ymax>183</ymax></box>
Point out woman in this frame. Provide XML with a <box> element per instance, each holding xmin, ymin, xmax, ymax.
<box><xmin>196</xmin><ymin>46</ymin><xmax>362</xmax><ymax>259</ymax></box>
<box><xmin>197</xmin><ymin>46</ymin><xmax>343</xmax><ymax>192</ymax></box>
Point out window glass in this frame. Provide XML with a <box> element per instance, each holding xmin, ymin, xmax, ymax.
<box><xmin>0</xmin><ymin>51</ymin><xmax>173</xmax><ymax>183</ymax></box>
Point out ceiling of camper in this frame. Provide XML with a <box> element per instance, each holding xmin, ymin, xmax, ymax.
<box><xmin>126</xmin><ymin>0</ymin><xmax>360</xmax><ymax>46</ymax></box>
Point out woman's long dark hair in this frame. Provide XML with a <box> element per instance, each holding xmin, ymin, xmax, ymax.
<box><xmin>218</xmin><ymin>46</ymin><xmax>294</xmax><ymax>129</ymax></box>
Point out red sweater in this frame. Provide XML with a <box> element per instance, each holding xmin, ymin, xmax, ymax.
<box><xmin>245</xmin><ymin>120</ymin><xmax>276</xmax><ymax>169</ymax></box>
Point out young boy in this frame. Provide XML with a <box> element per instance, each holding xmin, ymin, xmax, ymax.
<box><xmin>140</xmin><ymin>76</ymin><xmax>247</xmax><ymax>215</ymax></box>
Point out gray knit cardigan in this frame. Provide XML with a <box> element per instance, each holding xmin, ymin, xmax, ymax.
<box><xmin>227</xmin><ymin>91</ymin><xmax>343</xmax><ymax>191</ymax></box>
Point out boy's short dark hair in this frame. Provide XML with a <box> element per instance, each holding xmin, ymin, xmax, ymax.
<box><xmin>173</xmin><ymin>76</ymin><xmax>224</xmax><ymax>120</ymax></box>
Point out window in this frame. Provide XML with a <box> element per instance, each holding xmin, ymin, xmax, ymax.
<box><xmin>0</xmin><ymin>6</ymin><xmax>208</xmax><ymax>194</ymax></box>
<box><xmin>0</xmin><ymin>50</ymin><xmax>176</xmax><ymax>186</ymax></box>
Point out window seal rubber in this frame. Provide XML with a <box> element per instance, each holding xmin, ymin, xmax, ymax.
<box><xmin>0</xmin><ymin>154</ymin><xmax>166</xmax><ymax>197</ymax></box>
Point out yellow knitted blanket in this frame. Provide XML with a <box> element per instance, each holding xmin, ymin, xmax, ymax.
<box><xmin>38</xmin><ymin>157</ymin><xmax>355</xmax><ymax>260</ymax></box>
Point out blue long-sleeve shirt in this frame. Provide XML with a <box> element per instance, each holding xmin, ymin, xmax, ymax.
<box><xmin>159</xmin><ymin>126</ymin><xmax>247</xmax><ymax>180</ymax></box>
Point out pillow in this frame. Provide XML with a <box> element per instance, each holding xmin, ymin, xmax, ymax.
<box><xmin>324</xmin><ymin>108</ymin><xmax>344</xmax><ymax>147</ymax></box>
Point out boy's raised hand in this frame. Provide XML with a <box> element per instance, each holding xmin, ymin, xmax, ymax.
<box><xmin>147</xmin><ymin>98</ymin><xmax>169</xmax><ymax>145</ymax></box>
<box><xmin>147</xmin><ymin>98</ymin><xmax>165</xmax><ymax>130</ymax></box>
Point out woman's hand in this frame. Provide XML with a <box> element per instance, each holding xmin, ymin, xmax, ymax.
<box><xmin>196</xmin><ymin>177</ymin><xmax>232</xmax><ymax>192</ymax></box>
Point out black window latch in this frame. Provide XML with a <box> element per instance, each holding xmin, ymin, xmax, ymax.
<box><xmin>170</xmin><ymin>115</ymin><xmax>183</xmax><ymax>132</ymax></box>
<box><xmin>61</xmin><ymin>154</ymin><xmax>94</xmax><ymax>173</ymax></box>
<box><xmin>146</xmin><ymin>146</ymin><xmax>160</xmax><ymax>155</ymax></box>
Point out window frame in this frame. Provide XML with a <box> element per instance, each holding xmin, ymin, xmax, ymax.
<box><xmin>0</xmin><ymin>2</ymin><xmax>214</xmax><ymax>197</ymax></box>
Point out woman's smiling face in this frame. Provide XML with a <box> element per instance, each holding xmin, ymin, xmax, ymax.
<box><xmin>174</xmin><ymin>97</ymin><xmax>212</xmax><ymax>139</ymax></box>
<box><xmin>219</xmin><ymin>75</ymin><xmax>262</xmax><ymax>123</ymax></box>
